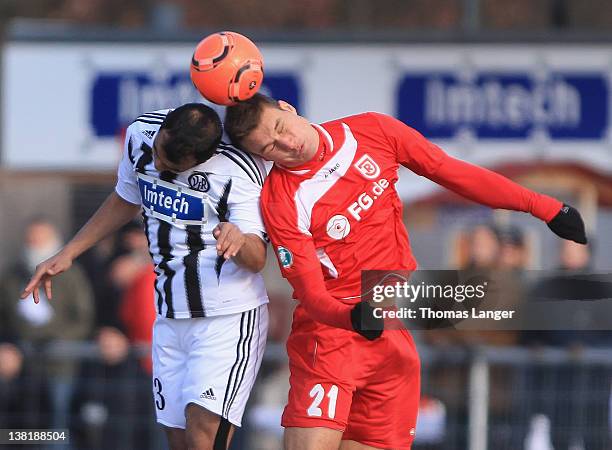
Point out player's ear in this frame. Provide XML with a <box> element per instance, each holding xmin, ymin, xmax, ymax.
<box><xmin>278</xmin><ymin>100</ymin><xmax>297</xmax><ymax>115</ymax></box>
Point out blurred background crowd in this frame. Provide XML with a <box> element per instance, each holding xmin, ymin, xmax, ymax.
<box><xmin>1</xmin><ymin>0</ymin><xmax>612</xmax><ymax>30</ymax></box>
<box><xmin>0</xmin><ymin>1</ymin><xmax>611</xmax><ymax>450</ymax></box>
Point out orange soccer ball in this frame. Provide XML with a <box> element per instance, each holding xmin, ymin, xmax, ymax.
<box><xmin>190</xmin><ymin>31</ymin><xmax>264</xmax><ymax>106</ymax></box>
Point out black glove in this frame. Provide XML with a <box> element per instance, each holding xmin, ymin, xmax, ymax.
<box><xmin>547</xmin><ymin>204</ymin><xmax>587</xmax><ymax>244</ymax></box>
<box><xmin>350</xmin><ymin>302</ymin><xmax>383</xmax><ymax>341</ymax></box>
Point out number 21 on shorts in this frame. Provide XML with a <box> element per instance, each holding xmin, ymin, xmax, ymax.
<box><xmin>307</xmin><ymin>384</ymin><xmax>338</xmax><ymax>418</ymax></box>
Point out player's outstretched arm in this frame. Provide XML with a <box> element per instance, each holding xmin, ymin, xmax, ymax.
<box><xmin>371</xmin><ymin>113</ymin><xmax>588</xmax><ymax>244</ymax></box>
<box><xmin>21</xmin><ymin>192</ymin><xmax>141</xmax><ymax>303</ymax></box>
<box><xmin>427</xmin><ymin>156</ymin><xmax>588</xmax><ymax>243</ymax></box>
<box><xmin>213</xmin><ymin>222</ymin><xmax>267</xmax><ymax>272</ymax></box>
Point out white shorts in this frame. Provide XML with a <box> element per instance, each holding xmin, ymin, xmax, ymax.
<box><xmin>152</xmin><ymin>304</ymin><xmax>268</xmax><ymax>428</ymax></box>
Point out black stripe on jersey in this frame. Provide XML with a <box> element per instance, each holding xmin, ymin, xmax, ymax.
<box><xmin>241</xmin><ymin>149</ymin><xmax>265</xmax><ymax>186</ymax></box>
<box><xmin>153</xmin><ymin>266</ymin><xmax>164</xmax><ymax>315</ymax></box>
<box><xmin>127</xmin><ymin>136</ymin><xmax>136</xmax><ymax>165</ymax></box>
<box><xmin>217</xmin><ymin>150</ymin><xmax>258</xmax><ymax>185</ymax></box>
<box><xmin>138</xmin><ymin>112</ymin><xmax>167</xmax><ymax>119</ymax></box>
<box><xmin>222</xmin><ymin>311</ymin><xmax>246</xmax><ymax>418</ymax></box>
<box><xmin>158</xmin><ymin>170</ymin><xmax>178</xmax><ymax>318</ymax></box>
<box><xmin>226</xmin><ymin>308</ymin><xmax>256</xmax><ymax>416</ymax></box>
<box><xmin>136</xmin><ymin>141</ymin><xmax>153</xmax><ymax>173</ymax></box>
<box><xmin>136</xmin><ymin>111</ymin><xmax>167</xmax><ymax>119</ymax></box>
<box><xmin>219</xmin><ymin>143</ymin><xmax>263</xmax><ymax>186</ymax></box>
<box><xmin>183</xmin><ymin>224</ymin><xmax>205</xmax><ymax>318</ymax></box>
<box><xmin>133</xmin><ymin>144</ymin><xmax>163</xmax><ymax>314</ymax></box>
<box><xmin>214</xmin><ymin>179</ymin><xmax>232</xmax><ymax>281</ymax></box>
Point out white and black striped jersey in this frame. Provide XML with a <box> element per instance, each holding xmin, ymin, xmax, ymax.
<box><xmin>115</xmin><ymin>110</ymin><xmax>269</xmax><ymax>318</ymax></box>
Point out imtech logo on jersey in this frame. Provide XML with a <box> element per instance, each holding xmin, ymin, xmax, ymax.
<box><xmin>137</xmin><ymin>173</ymin><xmax>211</xmax><ymax>225</ymax></box>
<box><xmin>90</xmin><ymin>71</ymin><xmax>300</xmax><ymax>138</ymax></box>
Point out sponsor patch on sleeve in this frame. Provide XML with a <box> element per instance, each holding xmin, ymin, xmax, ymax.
<box><xmin>277</xmin><ymin>246</ymin><xmax>293</xmax><ymax>269</ymax></box>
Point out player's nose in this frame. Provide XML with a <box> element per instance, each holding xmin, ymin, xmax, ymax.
<box><xmin>277</xmin><ymin>135</ymin><xmax>297</xmax><ymax>151</ymax></box>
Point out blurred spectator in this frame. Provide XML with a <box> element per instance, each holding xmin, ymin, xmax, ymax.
<box><xmin>559</xmin><ymin>238</ymin><xmax>591</xmax><ymax>272</ymax></box>
<box><xmin>463</xmin><ymin>223</ymin><xmax>501</xmax><ymax>271</ymax></box>
<box><xmin>498</xmin><ymin>225</ymin><xmax>529</xmax><ymax>272</ymax></box>
<box><xmin>521</xmin><ymin>238</ymin><xmax>612</xmax><ymax>450</ymax></box>
<box><xmin>0</xmin><ymin>217</ymin><xmax>94</xmax><ymax>432</ymax></box>
<box><xmin>109</xmin><ymin>221</ymin><xmax>155</xmax><ymax>372</ymax></box>
<box><xmin>118</xmin><ymin>265</ymin><xmax>156</xmax><ymax>373</ymax></box>
<box><xmin>70</xmin><ymin>327</ymin><xmax>155</xmax><ymax>450</ymax></box>
<box><xmin>423</xmin><ymin>223</ymin><xmax>525</xmax><ymax>448</ymax></box>
<box><xmin>0</xmin><ymin>345</ymin><xmax>51</xmax><ymax>450</ymax></box>
<box><xmin>84</xmin><ymin>221</ymin><xmax>151</xmax><ymax>336</ymax></box>
<box><xmin>524</xmin><ymin>239</ymin><xmax>612</xmax><ymax>348</ymax></box>
<box><xmin>427</xmin><ymin>223</ymin><xmax>521</xmax><ymax>346</ymax></box>
<box><xmin>79</xmin><ymin>235</ymin><xmax>122</xmax><ymax>331</ymax></box>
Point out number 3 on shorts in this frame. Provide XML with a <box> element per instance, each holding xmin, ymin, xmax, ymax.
<box><xmin>307</xmin><ymin>384</ymin><xmax>338</xmax><ymax>418</ymax></box>
<box><xmin>154</xmin><ymin>377</ymin><xmax>166</xmax><ymax>410</ymax></box>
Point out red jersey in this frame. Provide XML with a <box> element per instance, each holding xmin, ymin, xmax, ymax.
<box><xmin>260</xmin><ymin>112</ymin><xmax>561</xmax><ymax>328</ymax></box>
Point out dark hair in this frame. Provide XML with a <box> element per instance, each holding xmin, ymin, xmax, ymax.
<box><xmin>224</xmin><ymin>93</ymin><xmax>280</xmax><ymax>149</ymax></box>
<box><xmin>159</xmin><ymin>103</ymin><xmax>222</xmax><ymax>164</ymax></box>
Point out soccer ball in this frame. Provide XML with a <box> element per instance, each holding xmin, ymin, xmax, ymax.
<box><xmin>190</xmin><ymin>31</ymin><xmax>264</xmax><ymax>106</ymax></box>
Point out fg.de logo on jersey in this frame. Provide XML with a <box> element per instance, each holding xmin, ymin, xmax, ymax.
<box><xmin>326</xmin><ymin>215</ymin><xmax>351</xmax><ymax>240</ymax></box>
<box><xmin>353</xmin><ymin>154</ymin><xmax>380</xmax><ymax>180</ymax></box>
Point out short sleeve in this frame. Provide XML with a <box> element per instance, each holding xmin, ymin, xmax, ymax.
<box><xmin>228</xmin><ymin>176</ymin><xmax>267</xmax><ymax>241</ymax></box>
<box><xmin>115</xmin><ymin>127</ymin><xmax>142</xmax><ymax>205</ymax></box>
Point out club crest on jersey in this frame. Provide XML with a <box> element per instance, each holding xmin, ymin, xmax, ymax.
<box><xmin>277</xmin><ymin>246</ymin><xmax>293</xmax><ymax>269</ymax></box>
<box><xmin>326</xmin><ymin>214</ymin><xmax>351</xmax><ymax>240</ymax></box>
<box><xmin>353</xmin><ymin>154</ymin><xmax>380</xmax><ymax>180</ymax></box>
<box><xmin>188</xmin><ymin>172</ymin><xmax>210</xmax><ymax>192</ymax></box>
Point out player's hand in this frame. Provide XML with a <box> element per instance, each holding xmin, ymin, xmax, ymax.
<box><xmin>547</xmin><ymin>204</ymin><xmax>587</xmax><ymax>244</ymax></box>
<box><xmin>213</xmin><ymin>222</ymin><xmax>246</xmax><ymax>260</ymax></box>
<box><xmin>350</xmin><ymin>302</ymin><xmax>383</xmax><ymax>341</ymax></box>
<box><xmin>20</xmin><ymin>250</ymin><xmax>73</xmax><ymax>303</ymax></box>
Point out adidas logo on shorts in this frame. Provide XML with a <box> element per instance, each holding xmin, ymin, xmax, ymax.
<box><xmin>200</xmin><ymin>388</ymin><xmax>217</xmax><ymax>401</ymax></box>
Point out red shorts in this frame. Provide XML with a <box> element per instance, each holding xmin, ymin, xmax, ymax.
<box><xmin>282</xmin><ymin>305</ymin><xmax>421</xmax><ymax>449</ymax></box>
